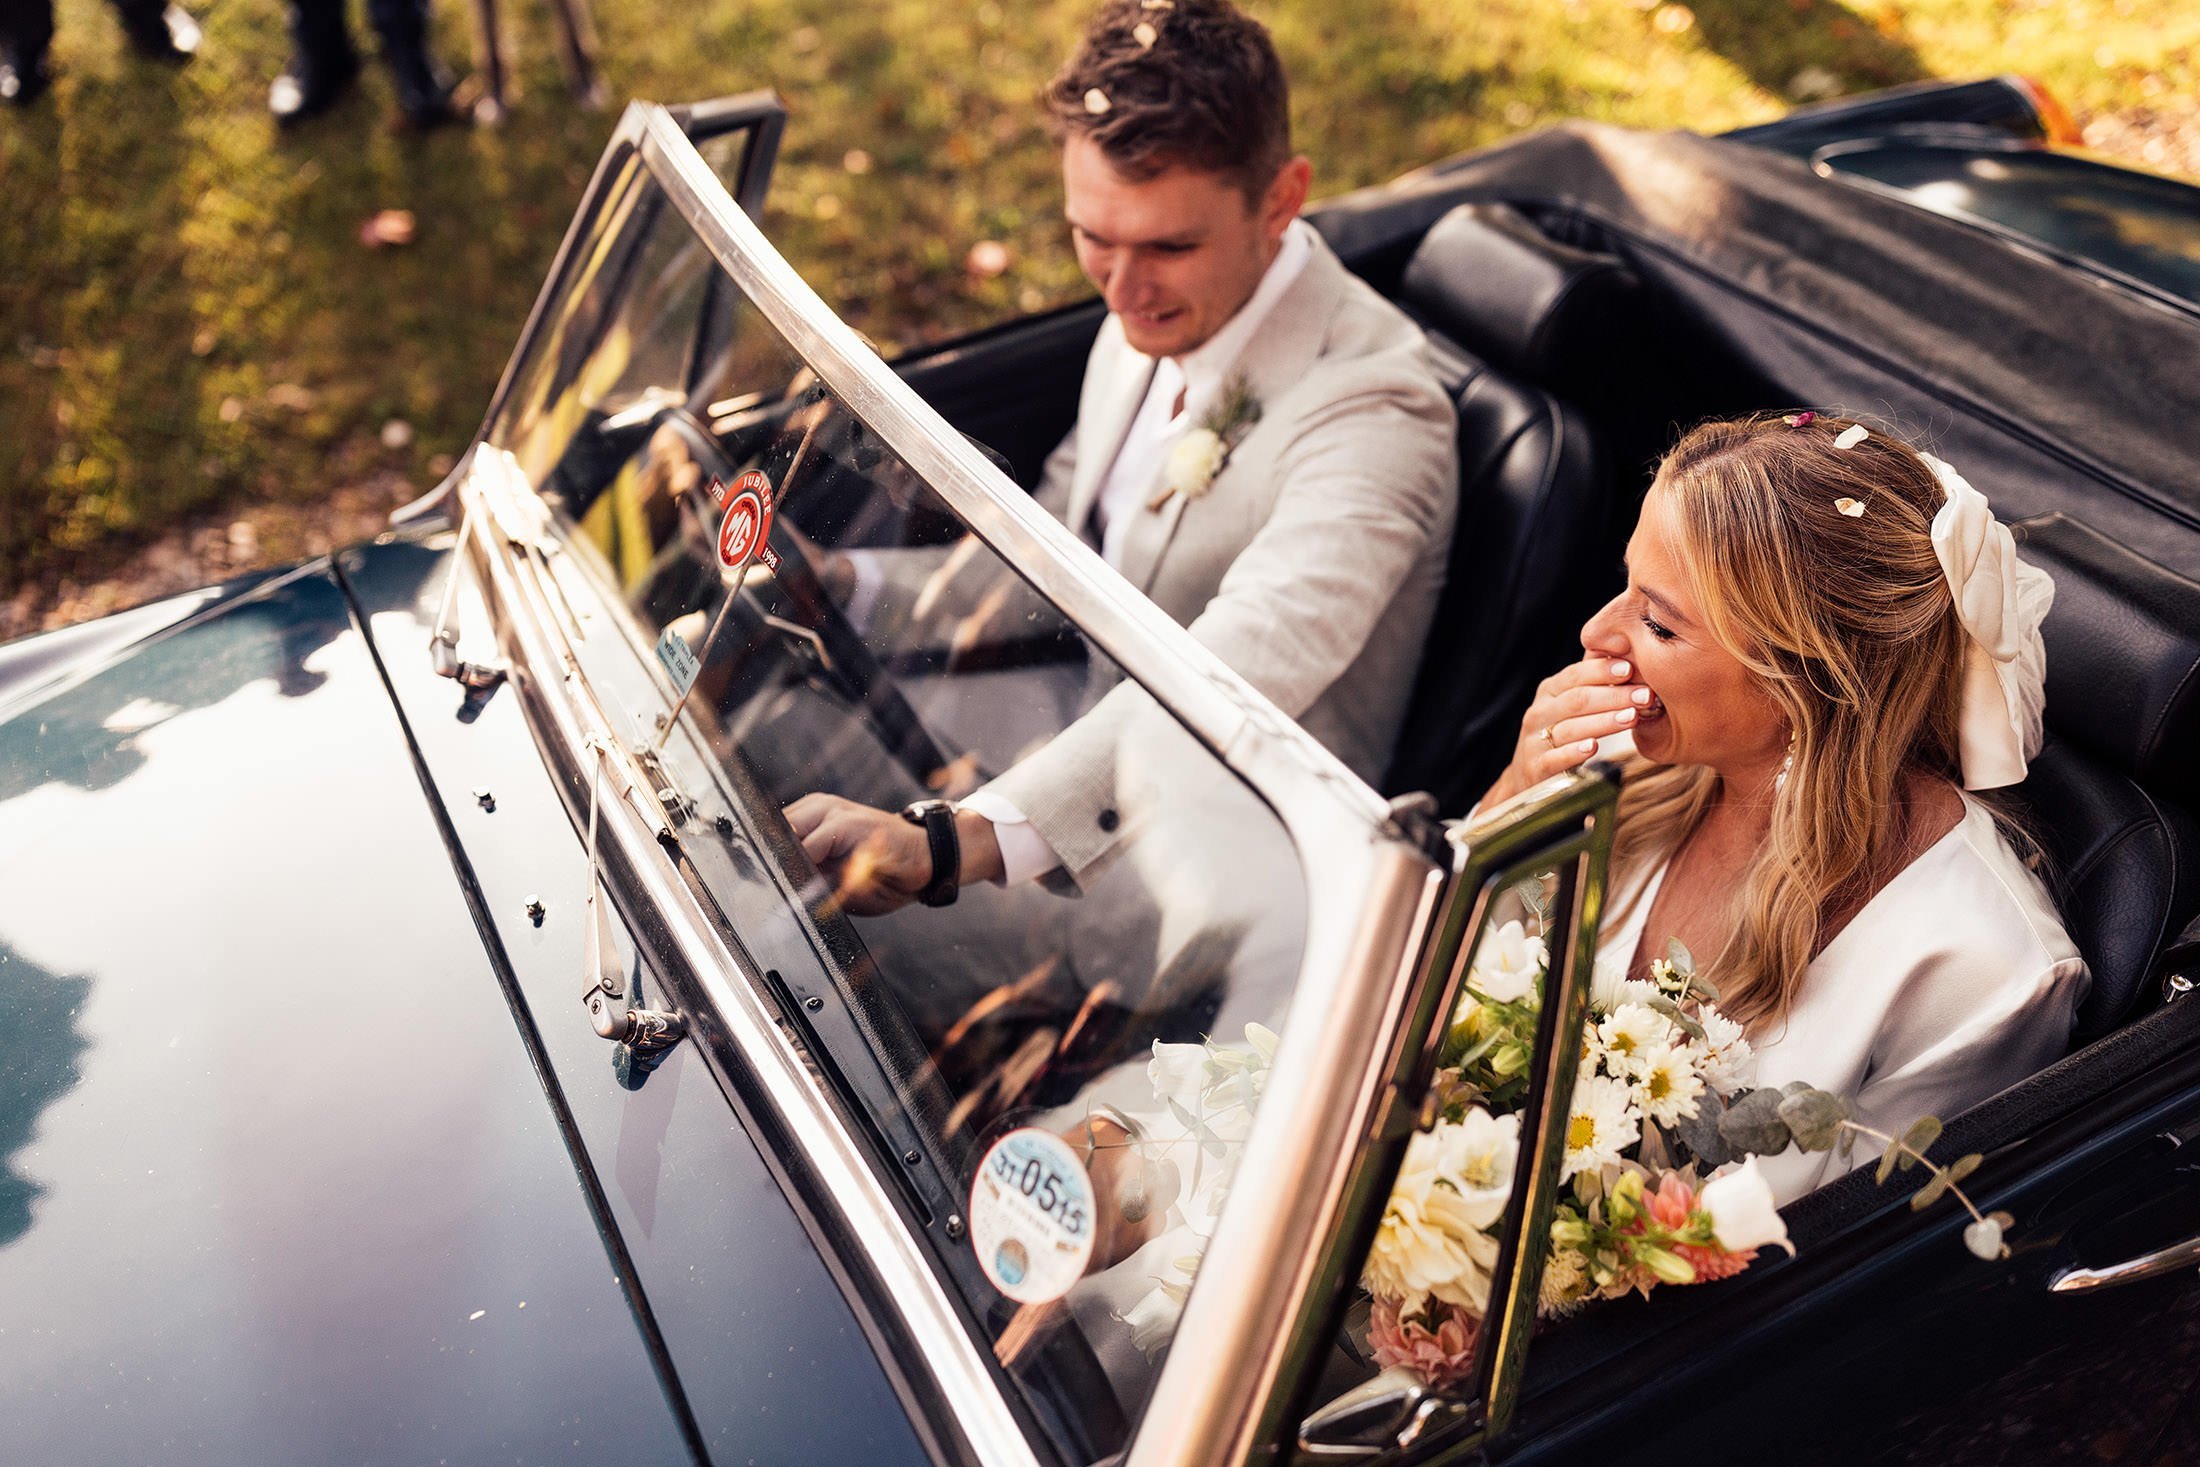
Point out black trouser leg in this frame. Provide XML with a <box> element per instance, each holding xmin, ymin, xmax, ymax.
<box><xmin>108</xmin><ymin>0</ymin><xmax>169</xmax><ymax>33</ymax></box>
<box><xmin>286</xmin><ymin>0</ymin><xmax>357</xmax><ymax>79</ymax></box>
<box><xmin>364</xmin><ymin>0</ymin><xmax>443</xmax><ymax>106</ymax></box>
<box><xmin>0</xmin><ymin>0</ymin><xmax>57</xmax><ymax>64</ymax></box>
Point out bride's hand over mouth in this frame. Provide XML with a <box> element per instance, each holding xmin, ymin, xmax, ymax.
<box><xmin>1480</xmin><ymin>655</ymin><xmax>1660</xmax><ymax>809</ymax></box>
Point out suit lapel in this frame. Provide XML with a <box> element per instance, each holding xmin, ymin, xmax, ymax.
<box><xmin>1066</xmin><ymin>324</ymin><xmax>1157</xmax><ymax>539</ymax></box>
<box><xmin>1115</xmin><ymin>232</ymin><xmax>1351</xmax><ymax>595</ymax></box>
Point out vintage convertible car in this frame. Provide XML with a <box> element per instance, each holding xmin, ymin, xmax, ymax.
<box><xmin>4</xmin><ymin>79</ymin><xmax>2199</xmax><ymax>1467</ymax></box>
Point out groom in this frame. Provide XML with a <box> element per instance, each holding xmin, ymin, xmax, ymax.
<box><xmin>790</xmin><ymin>0</ymin><xmax>1457</xmax><ymax>909</ymax></box>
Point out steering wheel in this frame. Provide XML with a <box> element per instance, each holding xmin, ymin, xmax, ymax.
<box><xmin>647</xmin><ymin>403</ymin><xmax>956</xmax><ymax>787</ymax></box>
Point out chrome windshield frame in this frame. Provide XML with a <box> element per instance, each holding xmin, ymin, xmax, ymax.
<box><xmin>459</xmin><ymin>99</ymin><xmax>1453</xmax><ymax>1467</ymax></box>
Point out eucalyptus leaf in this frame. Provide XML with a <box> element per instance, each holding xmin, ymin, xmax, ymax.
<box><xmin>1665</xmin><ymin>937</ymin><xmax>1697</xmax><ymax>975</ymax></box>
<box><xmin>1876</xmin><ymin>1132</ymin><xmax>1903</xmax><ymax>1186</ymax></box>
<box><xmin>1987</xmin><ymin>1210</ymin><xmax>2015</xmax><ymax>1229</ymax></box>
<box><xmin>1645</xmin><ymin>995</ymin><xmax>1708</xmax><ymax>1043</ymax></box>
<box><xmin>1673</xmin><ymin>1087</ymin><xmax>1734</xmax><ymax>1168</ymax></box>
<box><xmin>1897</xmin><ymin>1115</ymin><xmax>1943</xmax><ymax>1171</ymax></box>
<box><xmin>1909</xmin><ymin>1169</ymin><xmax>1955</xmax><ymax>1211</ymax></box>
<box><xmin>1776</xmin><ymin>1088</ymin><xmax>1850</xmax><ymax>1152</ymax></box>
<box><xmin>1944</xmin><ymin>1153</ymin><xmax>1983</xmax><ymax>1185</ymax></box>
<box><xmin>1719</xmin><ymin>1087</ymin><xmax>1792</xmax><ymax>1155</ymax></box>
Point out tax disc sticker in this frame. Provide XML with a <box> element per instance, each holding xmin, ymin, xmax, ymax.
<box><xmin>653</xmin><ymin>624</ymin><xmax>700</xmax><ymax>696</ymax></box>
<box><xmin>969</xmin><ymin>1127</ymin><xmax>1096</xmax><ymax>1303</ymax></box>
<box><xmin>715</xmin><ymin>469</ymin><xmax>775</xmax><ymax>570</ymax></box>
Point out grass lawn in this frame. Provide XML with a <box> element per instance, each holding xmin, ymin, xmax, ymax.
<box><xmin>3</xmin><ymin>0</ymin><xmax>2195</xmax><ymax>610</ymax></box>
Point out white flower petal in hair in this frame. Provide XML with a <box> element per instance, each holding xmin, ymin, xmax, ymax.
<box><xmin>1919</xmin><ymin>452</ymin><xmax>2056</xmax><ymax>790</ymax></box>
<box><xmin>1083</xmin><ymin>87</ymin><xmax>1111</xmax><ymax>115</ymax></box>
<box><xmin>1834</xmin><ymin>497</ymin><xmax>1868</xmax><ymax>517</ymax></box>
<box><xmin>1833</xmin><ymin>424</ymin><xmax>1870</xmax><ymax>449</ymax></box>
<box><xmin>1133</xmin><ymin>19</ymin><xmax>1158</xmax><ymax>46</ymax></box>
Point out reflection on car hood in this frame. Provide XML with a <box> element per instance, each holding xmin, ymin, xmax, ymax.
<box><xmin>0</xmin><ymin>562</ymin><xmax>690</xmax><ymax>1465</ymax></box>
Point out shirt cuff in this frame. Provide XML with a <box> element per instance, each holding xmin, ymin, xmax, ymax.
<box><xmin>958</xmin><ymin>788</ymin><xmax>1063</xmax><ymax>887</ymax></box>
<box><xmin>843</xmin><ymin>549</ymin><xmax>887</xmax><ymax>629</ymax></box>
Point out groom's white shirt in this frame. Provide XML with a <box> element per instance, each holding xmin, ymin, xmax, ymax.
<box><xmin>963</xmin><ymin>222</ymin><xmax>1315</xmax><ymax>883</ymax></box>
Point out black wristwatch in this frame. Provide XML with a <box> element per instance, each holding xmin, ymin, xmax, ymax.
<box><xmin>897</xmin><ymin>799</ymin><xmax>961</xmax><ymax>907</ymax></box>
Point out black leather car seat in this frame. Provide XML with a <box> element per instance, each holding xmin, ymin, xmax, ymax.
<box><xmin>2005</xmin><ymin>511</ymin><xmax>2200</xmax><ymax>1043</ymax></box>
<box><xmin>1381</xmin><ymin>204</ymin><xmax>1634</xmax><ymax>813</ymax></box>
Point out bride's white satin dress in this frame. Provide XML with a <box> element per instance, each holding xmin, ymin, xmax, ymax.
<box><xmin>1598</xmin><ymin>792</ymin><xmax>2090</xmax><ymax>1203</ymax></box>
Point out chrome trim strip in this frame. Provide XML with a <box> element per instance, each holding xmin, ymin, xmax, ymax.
<box><xmin>461</xmin><ymin>447</ymin><xmax>1038</xmax><ymax>1467</ymax></box>
<box><xmin>2048</xmin><ymin>1232</ymin><xmax>2200</xmax><ymax>1294</ymax></box>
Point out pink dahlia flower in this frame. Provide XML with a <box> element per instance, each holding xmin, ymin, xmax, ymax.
<box><xmin>1368</xmin><ymin>1296</ymin><xmax>1479</xmax><ymax>1387</ymax></box>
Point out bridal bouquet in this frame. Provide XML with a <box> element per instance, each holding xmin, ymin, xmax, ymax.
<box><xmin>1123</xmin><ymin>894</ymin><xmax>2004</xmax><ymax>1384</ymax></box>
<box><xmin>1360</xmin><ymin>922</ymin><xmax>1784</xmax><ymax>1384</ymax></box>
<box><xmin>1359</xmin><ymin>902</ymin><xmax>2007</xmax><ymax>1387</ymax></box>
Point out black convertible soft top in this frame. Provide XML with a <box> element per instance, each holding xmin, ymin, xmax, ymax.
<box><xmin>1316</xmin><ymin>122</ymin><xmax>2200</xmax><ymax>577</ymax></box>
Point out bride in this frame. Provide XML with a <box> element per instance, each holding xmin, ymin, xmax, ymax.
<box><xmin>1478</xmin><ymin>411</ymin><xmax>2089</xmax><ymax>1201</ymax></box>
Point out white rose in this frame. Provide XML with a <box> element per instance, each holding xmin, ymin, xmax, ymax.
<box><xmin>1699</xmin><ymin>1157</ymin><xmax>1796</xmax><ymax>1256</ymax></box>
<box><xmin>1466</xmin><ymin>918</ymin><xmax>1546</xmax><ymax>1004</ymax></box>
<box><xmin>1148</xmin><ymin>1040</ymin><xmax>1208</xmax><ymax>1103</ymax></box>
<box><xmin>1165</xmin><ymin>428</ymin><xmax>1228</xmax><ymax>499</ymax></box>
<box><xmin>1361</xmin><ymin>1110</ymin><xmax>1520</xmax><ymax>1312</ymax></box>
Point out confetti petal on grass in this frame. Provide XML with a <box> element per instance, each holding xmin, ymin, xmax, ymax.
<box><xmin>358</xmin><ymin>209</ymin><xmax>416</xmax><ymax>248</ymax></box>
<box><xmin>1834</xmin><ymin>424</ymin><xmax>1870</xmax><ymax>449</ymax></box>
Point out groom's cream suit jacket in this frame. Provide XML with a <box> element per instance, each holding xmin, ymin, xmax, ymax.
<box><xmin>895</xmin><ymin>228</ymin><xmax>1457</xmax><ymax>887</ymax></box>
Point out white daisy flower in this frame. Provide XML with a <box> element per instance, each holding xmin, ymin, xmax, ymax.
<box><xmin>1560</xmin><ymin>1074</ymin><xmax>1640</xmax><ymax>1181</ymax></box>
<box><xmin>1695</xmin><ymin>1008</ymin><xmax>1757</xmax><ymax>1095</ymax></box>
<box><xmin>1589</xmin><ymin>951</ymin><xmax>1662</xmax><ymax>1015</ymax></box>
<box><xmin>1594</xmin><ymin>1002</ymin><xmax>1674</xmax><ymax>1078</ymax></box>
<box><xmin>1466</xmin><ymin>918</ymin><xmax>1546</xmax><ymax>1004</ymax></box>
<box><xmin>1631</xmin><ymin>1040</ymin><xmax>1706</xmax><ymax>1127</ymax></box>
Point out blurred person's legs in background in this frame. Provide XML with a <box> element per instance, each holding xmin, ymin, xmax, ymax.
<box><xmin>271</xmin><ymin>0</ymin><xmax>456</xmax><ymax>127</ymax></box>
<box><xmin>0</xmin><ymin>0</ymin><xmax>198</xmax><ymax>106</ymax></box>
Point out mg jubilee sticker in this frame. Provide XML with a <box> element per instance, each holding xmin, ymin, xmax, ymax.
<box><xmin>969</xmin><ymin>1127</ymin><xmax>1096</xmax><ymax>1304</ymax></box>
<box><xmin>714</xmin><ymin>469</ymin><xmax>779</xmax><ymax>572</ymax></box>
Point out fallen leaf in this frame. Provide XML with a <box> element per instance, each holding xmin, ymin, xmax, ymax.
<box><xmin>358</xmin><ymin>209</ymin><xmax>416</xmax><ymax>248</ymax></box>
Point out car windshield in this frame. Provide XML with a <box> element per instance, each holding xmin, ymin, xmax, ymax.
<box><xmin>482</xmin><ymin>144</ymin><xmax>1313</xmax><ymax>1461</ymax></box>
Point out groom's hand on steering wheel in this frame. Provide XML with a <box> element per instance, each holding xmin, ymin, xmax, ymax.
<box><xmin>786</xmin><ymin>793</ymin><xmax>1006</xmax><ymax>916</ymax></box>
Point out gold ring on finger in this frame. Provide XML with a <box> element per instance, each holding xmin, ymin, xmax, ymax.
<box><xmin>1541</xmin><ymin>725</ymin><xmax>1557</xmax><ymax>748</ymax></box>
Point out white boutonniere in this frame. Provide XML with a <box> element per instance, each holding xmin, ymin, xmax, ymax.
<box><xmin>1149</xmin><ymin>372</ymin><xmax>1262</xmax><ymax>510</ymax></box>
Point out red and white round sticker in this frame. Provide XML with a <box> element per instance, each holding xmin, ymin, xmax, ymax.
<box><xmin>716</xmin><ymin>469</ymin><xmax>776</xmax><ymax>569</ymax></box>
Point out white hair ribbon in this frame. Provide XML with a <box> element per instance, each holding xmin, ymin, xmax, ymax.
<box><xmin>1919</xmin><ymin>452</ymin><xmax>2054</xmax><ymax>790</ymax></box>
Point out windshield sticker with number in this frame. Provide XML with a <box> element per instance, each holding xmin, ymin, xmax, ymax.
<box><xmin>970</xmin><ymin>1127</ymin><xmax>1096</xmax><ymax>1304</ymax></box>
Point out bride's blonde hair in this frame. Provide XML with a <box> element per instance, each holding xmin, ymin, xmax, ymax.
<box><xmin>1609</xmin><ymin>413</ymin><xmax>1972</xmax><ymax>1030</ymax></box>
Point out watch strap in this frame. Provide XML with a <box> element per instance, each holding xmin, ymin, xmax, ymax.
<box><xmin>899</xmin><ymin>799</ymin><xmax>960</xmax><ymax>907</ymax></box>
